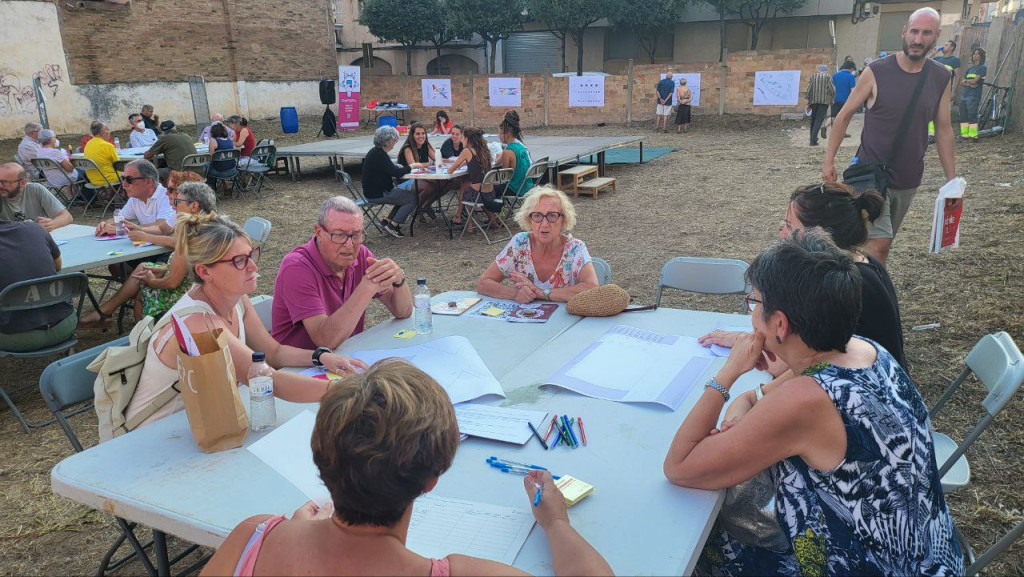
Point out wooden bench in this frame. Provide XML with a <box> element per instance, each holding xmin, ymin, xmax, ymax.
<box><xmin>576</xmin><ymin>176</ymin><xmax>617</xmax><ymax>198</ymax></box>
<box><xmin>557</xmin><ymin>165</ymin><xmax>599</xmax><ymax>196</ymax></box>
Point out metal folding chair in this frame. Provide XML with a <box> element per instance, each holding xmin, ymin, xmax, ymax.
<box><xmin>338</xmin><ymin>169</ymin><xmax>390</xmax><ymax>237</ymax></box>
<box><xmin>207</xmin><ymin>149</ymin><xmax>242</xmax><ymax>197</ymax></box>
<box><xmin>70</xmin><ymin>157</ymin><xmax>124</xmax><ymax>218</ymax></box>
<box><xmin>15</xmin><ymin>152</ymin><xmax>45</xmax><ymax>181</ymax></box>
<box><xmin>31</xmin><ymin>157</ymin><xmax>83</xmax><ymax>206</ymax></box>
<box><xmin>502</xmin><ymin>156</ymin><xmax>548</xmax><ymax>224</ymax></box>
<box><xmin>249</xmin><ymin>294</ymin><xmax>274</xmax><ymax>332</ymax></box>
<box><xmin>38</xmin><ymin>336</ymin><xmax>205</xmax><ymax>576</ymax></box>
<box><xmin>461</xmin><ymin>168</ymin><xmax>513</xmax><ymax>245</ymax></box>
<box><xmin>0</xmin><ymin>272</ymin><xmax>88</xmax><ymax>433</ymax></box>
<box><xmin>243</xmin><ymin>217</ymin><xmax>272</xmax><ymax>248</ymax></box>
<box><xmin>238</xmin><ymin>144</ymin><xmax>277</xmax><ymax>198</ymax></box>
<box><xmin>591</xmin><ymin>256</ymin><xmax>613</xmax><ymax>285</ymax></box>
<box><xmin>655</xmin><ymin>257</ymin><xmax>750</xmax><ymax>311</ymax></box>
<box><xmin>181</xmin><ymin>153</ymin><xmax>211</xmax><ymax>179</ymax></box>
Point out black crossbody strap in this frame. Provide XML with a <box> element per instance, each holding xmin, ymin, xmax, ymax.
<box><xmin>885</xmin><ymin>62</ymin><xmax>931</xmax><ymax>166</ymax></box>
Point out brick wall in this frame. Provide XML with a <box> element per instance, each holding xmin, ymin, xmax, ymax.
<box><xmin>56</xmin><ymin>0</ymin><xmax>335</xmax><ymax>84</ymax></box>
<box><xmin>355</xmin><ymin>48</ymin><xmax>832</xmax><ymax>129</ymax></box>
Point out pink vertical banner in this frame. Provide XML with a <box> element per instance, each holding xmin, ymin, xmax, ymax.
<box><xmin>338</xmin><ymin>66</ymin><xmax>361</xmax><ymax>131</ymax></box>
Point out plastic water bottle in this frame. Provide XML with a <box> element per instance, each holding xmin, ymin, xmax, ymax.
<box><xmin>248</xmin><ymin>352</ymin><xmax>277</xmax><ymax>432</ymax></box>
<box><xmin>414</xmin><ymin>277</ymin><xmax>432</xmax><ymax>335</ymax></box>
<box><xmin>113</xmin><ymin>208</ymin><xmax>125</xmax><ymax>235</ymax></box>
<box><xmin>435</xmin><ymin>153</ymin><xmax>442</xmax><ymax>174</ymax></box>
<box><xmin>114</xmin><ymin>137</ymin><xmax>121</xmax><ymax>150</ymax></box>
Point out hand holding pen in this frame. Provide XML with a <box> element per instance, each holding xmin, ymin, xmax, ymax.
<box><xmin>524</xmin><ymin>470</ymin><xmax>568</xmax><ymax>530</ymax></box>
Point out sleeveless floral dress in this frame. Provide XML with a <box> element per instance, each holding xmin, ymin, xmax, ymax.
<box><xmin>698</xmin><ymin>338</ymin><xmax>963</xmax><ymax>576</ymax></box>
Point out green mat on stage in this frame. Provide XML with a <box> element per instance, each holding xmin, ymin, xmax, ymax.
<box><xmin>580</xmin><ymin>146</ymin><xmax>677</xmax><ymax>165</ymax></box>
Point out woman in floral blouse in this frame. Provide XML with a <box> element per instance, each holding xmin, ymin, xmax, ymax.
<box><xmin>476</xmin><ymin>185</ymin><xmax>599</xmax><ymax>304</ymax></box>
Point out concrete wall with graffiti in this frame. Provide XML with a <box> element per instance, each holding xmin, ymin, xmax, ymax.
<box><xmin>0</xmin><ymin>1</ymin><xmax>326</xmax><ymax>139</ymax></box>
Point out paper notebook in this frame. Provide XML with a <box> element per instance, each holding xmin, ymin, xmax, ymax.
<box><xmin>432</xmin><ymin>297</ymin><xmax>482</xmax><ymax>315</ymax></box>
<box><xmin>555</xmin><ymin>475</ymin><xmax>594</xmax><ymax>507</ymax></box>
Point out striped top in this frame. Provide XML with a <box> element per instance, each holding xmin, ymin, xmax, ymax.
<box><xmin>805</xmin><ymin>71</ymin><xmax>836</xmax><ymax>105</ymax></box>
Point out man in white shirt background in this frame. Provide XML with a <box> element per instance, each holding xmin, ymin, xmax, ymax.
<box><xmin>128</xmin><ymin>113</ymin><xmax>159</xmax><ymax>148</ymax></box>
<box><xmin>94</xmin><ymin>159</ymin><xmax>175</xmax><ymax>237</ymax></box>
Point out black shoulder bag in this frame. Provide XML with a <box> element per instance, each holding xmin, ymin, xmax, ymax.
<box><xmin>843</xmin><ymin>62</ymin><xmax>930</xmax><ymax>198</ymax></box>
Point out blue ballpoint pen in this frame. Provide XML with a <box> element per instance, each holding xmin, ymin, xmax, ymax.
<box><xmin>562</xmin><ymin>415</ymin><xmax>579</xmax><ymax>448</ymax></box>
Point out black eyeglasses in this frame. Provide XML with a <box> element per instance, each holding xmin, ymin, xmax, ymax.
<box><xmin>325</xmin><ymin>230</ymin><xmax>365</xmax><ymax>245</ymax></box>
<box><xmin>744</xmin><ymin>292</ymin><xmax>762</xmax><ymax>313</ymax></box>
<box><xmin>170</xmin><ymin>197</ymin><xmax>192</xmax><ymax>206</ymax></box>
<box><xmin>0</xmin><ymin>178</ymin><xmax>24</xmax><ymax>186</ymax></box>
<box><xmin>529</xmin><ymin>211</ymin><xmax>563</xmax><ymax>223</ymax></box>
<box><xmin>122</xmin><ymin>175</ymin><xmax>151</xmax><ymax>185</ymax></box>
<box><xmin>212</xmin><ymin>245</ymin><xmax>261</xmax><ymax>270</ymax></box>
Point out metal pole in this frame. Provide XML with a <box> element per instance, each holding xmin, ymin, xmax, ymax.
<box><xmin>719</xmin><ymin>48</ymin><xmax>728</xmax><ymax>116</ymax></box>
<box><xmin>626</xmin><ymin>58</ymin><xmax>634</xmax><ymax>126</ymax></box>
<box><xmin>543</xmin><ymin>70</ymin><xmax>549</xmax><ymax>127</ymax></box>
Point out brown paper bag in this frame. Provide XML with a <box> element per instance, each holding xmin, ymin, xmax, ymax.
<box><xmin>175</xmin><ymin>328</ymin><xmax>249</xmax><ymax>453</ymax></box>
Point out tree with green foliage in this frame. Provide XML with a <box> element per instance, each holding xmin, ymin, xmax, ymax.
<box><xmin>359</xmin><ymin>0</ymin><xmax>442</xmax><ymax>75</ymax></box>
<box><xmin>446</xmin><ymin>0</ymin><xmax>527</xmax><ymax>73</ymax></box>
<box><xmin>526</xmin><ymin>0</ymin><xmax>611</xmax><ymax>75</ymax></box>
<box><xmin>700</xmin><ymin>0</ymin><xmax>738</xmax><ymax>62</ymax></box>
<box><xmin>608</xmin><ymin>0</ymin><xmax>687</xmax><ymax>64</ymax></box>
<box><xmin>733</xmin><ymin>0</ymin><xmax>805</xmax><ymax>49</ymax></box>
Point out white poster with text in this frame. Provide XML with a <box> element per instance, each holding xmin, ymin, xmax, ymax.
<box><xmin>568</xmin><ymin>76</ymin><xmax>605</xmax><ymax>107</ymax></box>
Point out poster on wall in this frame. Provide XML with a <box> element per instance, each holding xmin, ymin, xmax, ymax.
<box><xmin>659</xmin><ymin>73</ymin><xmax>702</xmax><ymax>107</ymax></box>
<box><xmin>568</xmin><ymin>76</ymin><xmax>605</xmax><ymax>107</ymax></box>
<box><xmin>752</xmin><ymin>70</ymin><xmax>801</xmax><ymax>106</ymax></box>
<box><xmin>488</xmin><ymin>77</ymin><xmax>522</xmax><ymax>107</ymax></box>
<box><xmin>337</xmin><ymin>66</ymin><xmax>361</xmax><ymax>131</ymax></box>
<box><xmin>422</xmin><ymin>79</ymin><xmax>453</xmax><ymax>107</ymax></box>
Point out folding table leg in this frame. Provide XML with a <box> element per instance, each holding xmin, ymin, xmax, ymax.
<box><xmin>153</xmin><ymin>530</ymin><xmax>171</xmax><ymax>576</ymax></box>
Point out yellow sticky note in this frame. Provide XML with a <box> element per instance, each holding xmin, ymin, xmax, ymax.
<box><xmin>394</xmin><ymin>329</ymin><xmax>418</xmax><ymax>338</ymax></box>
<box><xmin>482</xmin><ymin>306</ymin><xmax>506</xmax><ymax>317</ymax></box>
<box><xmin>555</xmin><ymin>475</ymin><xmax>594</xmax><ymax>507</ymax></box>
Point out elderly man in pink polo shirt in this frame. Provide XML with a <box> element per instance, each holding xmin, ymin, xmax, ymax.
<box><xmin>272</xmin><ymin>196</ymin><xmax>413</xmax><ymax>351</ymax></box>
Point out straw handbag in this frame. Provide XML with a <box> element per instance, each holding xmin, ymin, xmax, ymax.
<box><xmin>567</xmin><ymin>284</ymin><xmax>654</xmax><ymax>317</ymax></box>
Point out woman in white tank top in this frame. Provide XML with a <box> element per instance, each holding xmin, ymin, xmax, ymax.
<box><xmin>126</xmin><ymin>213</ymin><xmax>366</xmax><ymax>429</ymax></box>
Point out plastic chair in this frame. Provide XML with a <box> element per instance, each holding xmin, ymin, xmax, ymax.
<box><xmin>38</xmin><ymin>336</ymin><xmax>204</xmax><ymax>576</ymax></box>
<box><xmin>337</xmin><ymin>169</ymin><xmax>390</xmax><ymax>237</ymax></box>
<box><xmin>31</xmin><ymin>157</ymin><xmax>84</xmax><ymax>206</ymax></box>
<box><xmin>654</xmin><ymin>257</ymin><xmax>750</xmax><ymax>311</ymax></box>
<box><xmin>591</xmin><ymin>257</ymin><xmax>612</xmax><ymax>285</ymax></box>
<box><xmin>207</xmin><ymin>149</ymin><xmax>242</xmax><ymax>196</ymax></box>
<box><xmin>930</xmin><ymin>331</ymin><xmax>1024</xmax><ymax>492</ymax></box>
<box><xmin>461</xmin><ymin>168</ymin><xmax>513</xmax><ymax>245</ymax></box>
<box><xmin>70</xmin><ymin>157</ymin><xmax>124</xmax><ymax>219</ymax></box>
<box><xmin>238</xmin><ymin>144</ymin><xmax>277</xmax><ymax>198</ymax></box>
<box><xmin>243</xmin><ymin>217</ymin><xmax>272</xmax><ymax>247</ymax></box>
<box><xmin>181</xmin><ymin>153</ymin><xmax>211</xmax><ymax>178</ymax></box>
<box><xmin>0</xmin><ymin>272</ymin><xmax>88</xmax><ymax>433</ymax></box>
<box><xmin>502</xmin><ymin>156</ymin><xmax>549</xmax><ymax>223</ymax></box>
<box><xmin>249</xmin><ymin>295</ymin><xmax>274</xmax><ymax>332</ymax></box>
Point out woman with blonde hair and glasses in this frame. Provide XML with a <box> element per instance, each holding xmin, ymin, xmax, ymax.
<box><xmin>126</xmin><ymin>213</ymin><xmax>366</xmax><ymax>429</ymax></box>
<box><xmin>476</xmin><ymin>185</ymin><xmax>598</xmax><ymax>304</ymax></box>
<box><xmin>201</xmin><ymin>359</ymin><xmax>613</xmax><ymax>577</ymax></box>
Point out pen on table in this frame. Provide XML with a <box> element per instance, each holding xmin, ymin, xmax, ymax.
<box><xmin>543</xmin><ymin>416</ymin><xmax>557</xmax><ymax>442</ymax></box>
<box><xmin>528</xmin><ymin>420</ymin><xmax>549</xmax><ymax>450</ymax></box>
<box><xmin>578</xmin><ymin>416</ymin><xmax>588</xmax><ymax>446</ymax></box>
<box><xmin>553</xmin><ymin>416</ymin><xmax>572</xmax><ymax>448</ymax></box>
<box><xmin>533</xmin><ymin>482</ymin><xmax>543</xmax><ymax>507</ymax></box>
<box><xmin>562</xmin><ymin>415</ymin><xmax>579</xmax><ymax>448</ymax></box>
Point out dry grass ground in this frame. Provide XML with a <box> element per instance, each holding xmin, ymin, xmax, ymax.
<box><xmin>1</xmin><ymin>114</ymin><xmax>1022</xmax><ymax>575</ymax></box>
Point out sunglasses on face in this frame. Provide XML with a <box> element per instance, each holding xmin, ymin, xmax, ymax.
<box><xmin>212</xmin><ymin>245</ymin><xmax>261</xmax><ymax>270</ymax></box>
<box><xmin>122</xmin><ymin>175</ymin><xmax>151</xmax><ymax>185</ymax></box>
<box><xmin>529</xmin><ymin>211</ymin><xmax>563</xmax><ymax>223</ymax></box>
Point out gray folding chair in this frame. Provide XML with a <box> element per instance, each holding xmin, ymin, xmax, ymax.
<box><xmin>238</xmin><ymin>144</ymin><xmax>277</xmax><ymax>198</ymax></box>
<box><xmin>39</xmin><ymin>336</ymin><xmax>204</xmax><ymax>577</ymax></box>
<box><xmin>0</xmin><ymin>272</ymin><xmax>88</xmax><ymax>433</ymax></box>
<box><xmin>181</xmin><ymin>153</ymin><xmax>211</xmax><ymax>178</ymax></box>
<box><xmin>654</xmin><ymin>257</ymin><xmax>750</xmax><ymax>311</ymax></box>
<box><xmin>15</xmin><ymin>152</ymin><xmax>44</xmax><ymax>181</ymax></box>
<box><xmin>31</xmin><ymin>157</ymin><xmax>83</xmax><ymax>206</ymax></box>
<box><xmin>461</xmin><ymin>168</ymin><xmax>513</xmax><ymax>245</ymax></box>
<box><xmin>965</xmin><ymin>518</ymin><xmax>1024</xmax><ymax>576</ymax></box>
<box><xmin>591</xmin><ymin>257</ymin><xmax>613</xmax><ymax>285</ymax></box>
<box><xmin>338</xmin><ymin>169</ymin><xmax>390</xmax><ymax>237</ymax></box>
<box><xmin>243</xmin><ymin>217</ymin><xmax>272</xmax><ymax>248</ymax></box>
<box><xmin>502</xmin><ymin>156</ymin><xmax>548</xmax><ymax>223</ymax></box>
<box><xmin>70</xmin><ymin>157</ymin><xmax>125</xmax><ymax>218</ymax></box>
<box><xmin>249</xmin><ymin>294</ymin><xmax>274</xmax><ymax>332</ymax></box>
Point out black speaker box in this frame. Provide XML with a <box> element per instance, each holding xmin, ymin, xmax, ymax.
<box><xmin>319</xmin><ymin>79</ymin><xmax>336</xmax><ymax>105</ymax></box>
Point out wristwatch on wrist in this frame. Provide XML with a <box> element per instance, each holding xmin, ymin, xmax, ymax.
<box><xmin>392</xmin><ymin>276</ymin><xmax>406</xmax><ymax>288</ymax></box>
<box><xmin>705</xmin><ymin>378</ymin><xmax>730</xmax><ymax>401</ymax></box>
<box><xmin>543</xmin><ymin>288</ymin><xmax>552</xmax><ymax>300</ymax></box>
<box><xmin>312</xmin><ymin>346</ymin><xmax>332</xmax><ymax>367</ymax></box>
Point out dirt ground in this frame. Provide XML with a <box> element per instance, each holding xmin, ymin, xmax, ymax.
<box><xmin>1</xmin><ymin>113</ymin><xmax>1022</xmax><ymax>575</ymax></box>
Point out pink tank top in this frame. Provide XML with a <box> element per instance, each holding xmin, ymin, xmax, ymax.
<box><xmin>231</xmin><ymin>515</ymin><xmax>452</xmax><ymax>576</ymax></box>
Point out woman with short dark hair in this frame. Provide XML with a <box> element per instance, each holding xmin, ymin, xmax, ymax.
<box><xmin>665</xmin><ymin>229</ymin><xmax>963</xmax><ymax>576</ymax></box>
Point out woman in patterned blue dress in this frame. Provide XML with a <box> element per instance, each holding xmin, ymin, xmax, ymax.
<box><xmin>664</xmin><ymin>228</ymin><xmax>963</xmax><ymax>576</ymax></box>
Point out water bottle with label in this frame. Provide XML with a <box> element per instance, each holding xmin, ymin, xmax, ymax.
<box><xmin>113</xmin><ymin>137</ymin><xmax>121</xmax><ymax>150</ymax></box>
<box><xmin>113</xmin><ymin>208</ymin><xmax>125</xmax><ymax>236</ymax></box>
<box><xmin>414</xmin><ymin>277</ymin><xmax>432</xmax><ymax>335</ymax></box>
<box><xmin>435</xmin><ymin>153</ymin><xmax>442</xmax><ymax>174</ymax></box>
<box><xmin>248</xmin><ymin>352</ymin><xmax>277</xmax><ymax>432</ymax></box>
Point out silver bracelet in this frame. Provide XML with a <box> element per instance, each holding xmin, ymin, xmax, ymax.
<box><xmin>705</xmin><ymin>378</ymin><xmax>730</xmax><ymax>401</ymax></box>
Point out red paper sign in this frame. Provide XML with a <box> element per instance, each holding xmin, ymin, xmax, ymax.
<box><xmin>941</xmin><ymin>198</ymin><xmax>963</xmax><ymax>250</ymax></box>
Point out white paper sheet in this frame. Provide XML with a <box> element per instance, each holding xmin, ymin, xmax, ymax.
<box><xmin>454</xmin><ymin>404</ymin><xmax>548</xmax><ymax>444</ymax></box>
<box><xmin>569</xmin><ymin>76</ymin><xmax>605</xmax><ymax>107</ymax></box>
<box><xmin>753</xmin><ymin>70</ymin><xmax>801</xmax><ymax>106</ymax></box>
<box><xmin>247</xmin><ymin>410</ymin><xmax>329</xmax><ymax>502</ymax></box>
<box><xmin>422</xmin><ymin>79</ymin><xmax>453</xmax><ymax>107</ymax></box>
<box><xmin>706</xmin><ymin>322</ymin><xmax>754</xmax><ymax>357</ymax></box>
<box><xmin>544</xmin><ymin>325</ymin><xmax>715</xmax><ymax>410</ymax></box>
<box><xmin>407</xmin><ymin>495</ymin><xmax>535</xmax><ymax>565</ymax></box>
<box><xmin>489</xmin><ymin>77</ymin><xmax>522</xmax><ymax>107</ymax></box>
<box><xmin>350</xmin><ymin>336</ymin><xmax>504</xmax><ymax>405</ymax></box>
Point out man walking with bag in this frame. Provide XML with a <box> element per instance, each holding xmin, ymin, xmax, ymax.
<box><xmin>822</xmin><ymin>7</ymin><xmax>955</xmax><ymax>265</ymax></box>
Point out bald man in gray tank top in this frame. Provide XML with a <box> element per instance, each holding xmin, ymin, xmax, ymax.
<box><xmin>822</xmin><ymin>7</ymin><xmax>956</xmax><ymax>265</ymax></box>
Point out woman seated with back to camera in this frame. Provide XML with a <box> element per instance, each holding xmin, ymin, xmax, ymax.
<box><xmin>477</xmin><ymin>186</ymin><xmax>598</xmax><ymax>304</ymax></box>
<box><xmin>363</xmin><ymin>125</ymin><xmax>419</xmax><ymax>238</ymax></box>
<box><xmin>700</xmin><ymin>182</ymin><xmax>906</xmax><ymax>370</ymax></box>
<box><xmin>664</xmin><ymin>229</ymin><xmax>962</xmax><ymax>576</ymax></box>
<box><xmin>125</xmin><ymin>213</ymin><xmax>366</xmax><ymax>428</ymax></box>
<box><xmin>200</xmin><ymin>359</ymin><xmax>613</xmax><ymax>577</ymax></box>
